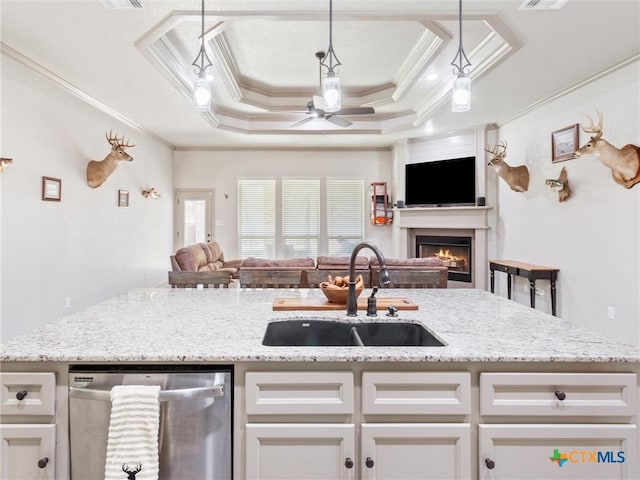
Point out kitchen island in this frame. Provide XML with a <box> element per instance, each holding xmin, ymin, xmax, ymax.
<box><xmin>1</xmin><ymin>287</ymin><xmax>639</xmax><ymax>480</ymax></box>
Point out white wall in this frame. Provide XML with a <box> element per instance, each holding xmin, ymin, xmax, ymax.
<box><xmin>0</xmin><ymin>55</ymin><xmax>175</xmax><ymax>341</ymax></box>
<box><xmin>173</xmin><ymin>149</ymin><xmax>394</xmax><ymax>259</ymax></box>
<box><xmin>495</xmin><ymin>61</ymin><xmax>640</xmax><ymax>346</ymax></box>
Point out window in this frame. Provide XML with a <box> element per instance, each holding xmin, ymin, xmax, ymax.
<box><xmin>327</xmin><ymin>179</ymin><xmax>364</xmax><ymax>256</ymax></box>
<box><xmin>282</xmin><ymin>179</ymin><xmax>320</xmax><ymax>257</ymax></box>
<box><xmin>238</xmin><ymin>178</ymin><xmax>363</xmax><ymax>258</ymax></box>
<box><xmin>238</xmin><ymin>179</ymin><xmax>276</xmax><ymax>258</ymax></box>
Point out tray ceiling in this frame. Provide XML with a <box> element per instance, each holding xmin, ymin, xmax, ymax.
<box><xmin>1</xmin><ymin>1</ymin><xmax>638</xmax><ymax>149</ymax></box>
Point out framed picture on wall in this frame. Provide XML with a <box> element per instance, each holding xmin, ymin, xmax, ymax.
<box><xmin>42</xmin><ymin>176</ymin><xmax>62</xmax><ymax>201</ymax></box>
<box><xmin>551</xmin><ymin>124</ymin><xmax>579</xmax><ymax>163</ymax></box>
<box><xmin>118</xmin><ymin>189</ymin><xmax>129</xmax><ymax>207</ymax></box>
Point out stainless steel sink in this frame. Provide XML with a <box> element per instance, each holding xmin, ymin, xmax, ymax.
<box><xmin>262</xmin><ymin>319</ymin><xmax>445</xmax><ymax>347</ymax></box>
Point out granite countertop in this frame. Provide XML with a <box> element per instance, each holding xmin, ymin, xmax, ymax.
<box><xmin>1</xmin><ymin>287</ymin><xmax>638</xmax><ymax>363</ymax></box>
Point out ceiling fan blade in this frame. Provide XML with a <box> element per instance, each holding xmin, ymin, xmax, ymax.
<box><xmin>325</xmin><ymin>115</ymin><xmax>352</xmax><ymax>128</ymax></box>
<box><xmin>290</xmin><ymin>117</ymin><xmax>315</xmax><ymax>128</ymax></box>
<box><xmin>336</xmin><ymin>107</ymin><xmax>375</xmax><ymax>115</ymax></box>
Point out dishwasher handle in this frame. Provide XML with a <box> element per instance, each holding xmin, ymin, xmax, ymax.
<box><xmin>69</xmin><ymin>384</ymin><xmax>224</xmax><ymax>402</ymax></box>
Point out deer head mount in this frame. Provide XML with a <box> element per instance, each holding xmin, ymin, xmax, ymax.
<box><xmin>0</xmin><ymin>157</ymin><xmax>13</xmax><ymax>173</ymax></box>
<box><xmin>545</xmin><ymin>167</ymin><xmax>571</xmax><ymax>202</ymax></box>
<box><xmin>573</xmin><ymin>110</ymin><xmax>640</xmax><ymax>189</ymax></box>
<box><xmin>485</xmin><ymin>141</ymin><xmax>530</xmax><ymax>192</ymax></box>
<box><xmin>86</xmin><ymin>130</ymin><xmax>134</xmax><ymax>189</ymax></box>
<box><xmin>142</xmin><ymin>187</ymin><xmax>160</xmax><ymax>199</ymax></box>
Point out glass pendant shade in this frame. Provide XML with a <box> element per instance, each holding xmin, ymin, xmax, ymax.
<box><xmin>193</xmin><ymin>75</ymin><xmax>211</xmax><ymax>112</ymax></box>
<box><xmin>451</xmin><ymin>75</ymin><xmax>471</xmax><ymax>112</ymax></box>
<box><xmin>322</xmin><ymin>73</ymin><xmax>341</xmax><ymax>113</ymax></box>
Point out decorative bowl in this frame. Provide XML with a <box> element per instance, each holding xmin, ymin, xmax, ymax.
<box><xmin>320</xmin><ymin>284</ymin><xmax>363</xmax><ymax>304</ymax></box>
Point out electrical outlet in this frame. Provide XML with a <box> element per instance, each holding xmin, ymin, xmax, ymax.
<box><xmin>64</xmin><ymin>296</ymin><xmax>72</xmax><ymax>309</ymax></box>
<box><xmin>535</xmin><ymin>287</ymin><xmax>544</xmax><ymax>297</ymax></box>
<box><xmin>607</xmin><ymin>306</ymin><xmax>616</xmax><ymax>320</ymax></box>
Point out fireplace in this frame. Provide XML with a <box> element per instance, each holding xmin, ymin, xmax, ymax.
<box><xmin>416</xmin><ymin>235</ymin><xmax>472</xmax><ymax>283</ymax></box>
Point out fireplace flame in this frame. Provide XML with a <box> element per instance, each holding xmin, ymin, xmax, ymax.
<box><xmin>434</xmin><ymin>248</ymin><xmax>467</xmax><ymax>268</ymax></box>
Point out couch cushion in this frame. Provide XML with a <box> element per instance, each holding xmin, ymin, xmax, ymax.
<box><xmin>174</xmin><ymin>244</ymin><xmax>209</xmax><ymax>271</ymax></box>
<box><xmin>206</xmin><ymin>241</ymin><xmax>224</xmax><ymax>262</ymax></box>
<box><xmin>369</xmin><ymin>256</ymin><xmax>444</xmax><ymax>268</ymax></box>
<box><xmin>316</xmin><ymin>255</ymin><xmax>369</xmax><ymax>269</ymax></box>
<box><xmin>241</xmin><ymin>257</ymin><xmax>316</xmax><ymax>268</ymax></box>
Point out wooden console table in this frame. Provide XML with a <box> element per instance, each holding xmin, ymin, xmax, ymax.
<box><xmin>489</xmin><ymin>260</ymin><xmax>559</xmax><ymax>316</ymax></box>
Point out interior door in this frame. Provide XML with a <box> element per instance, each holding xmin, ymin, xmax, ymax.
<box><xmin>174</xmin><ymin>189</ymin><xmax>214</xmax><ymax>250</ymax></box>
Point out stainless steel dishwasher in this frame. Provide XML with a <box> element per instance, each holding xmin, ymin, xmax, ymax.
<box><xmin>69</xmin><ymin>364</ymin><xmax>232</xmax><ymax>479</ymax></box>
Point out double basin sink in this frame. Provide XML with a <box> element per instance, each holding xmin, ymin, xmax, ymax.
<box><xmin>262</xmin><ymin>319</ymin><xmax>445</xmax><ymax>347</ymax></box>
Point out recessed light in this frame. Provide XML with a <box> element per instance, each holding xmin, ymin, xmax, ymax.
<box><xmin>426</xmin><ymin>73</ymin><xmax>439</xmax><ymax>81</ymax></box>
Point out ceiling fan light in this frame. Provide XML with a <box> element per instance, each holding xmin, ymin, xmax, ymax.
<box><xmin>452</xmin><ymin>75</ymin><xmax>471</xmax><ymax>112</ymax></box>
<box><xmin>193</xmin><ymin>75</ymin><xmax>211</xmax><ymax>112</ymax></box>
<box><xmin>322</xmin><ymin>73</ymin><xmax>341</xmax><ymax>113</ymax></box>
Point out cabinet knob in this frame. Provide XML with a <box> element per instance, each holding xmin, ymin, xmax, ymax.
<box><xmin>38</xmin><ymin>457</ymin><xmax>49</xmax><ymax>469</ymax></box>
<box><xmin>365</xmin><ymin>457</ymin><xmax>375</xmax><ymax>468</ymax></box>
<box><xmin>555</xmin><ymin>390</ymin><xmax>566</xmax><ymax>401</ymax></box>
<box><xmin>344</xmin><ymin>457</ymin><xmax>354</xmax><ymax>469</ymax></box>
<box><xmin>485</xmin><ymin>458</ymin><xmax>495</xmax><ymax>469</ymax></box>
<box><xmin>16</xmin><ymin>390</ymin><xmax>28</xmax><ymax>401</ymax></box>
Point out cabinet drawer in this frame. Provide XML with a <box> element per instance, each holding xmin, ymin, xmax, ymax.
<box><xmin>362</xmin><ymin>372</ymin><xmax>471</xmax><ymax>415</ymax></box>
<box><xmin>0</xmin><ymin>373</ymin><xmax>56</xmax><ymax>416</ymax></box>
<box><xmin>480</xmin><ymin>373</ymin><xmax>637</xmax><ymax>417</ymax></box>
<box><xmin>246</xmin><ymin>371</ymin><xmax>354</xmax><ymax>415</ymax></box>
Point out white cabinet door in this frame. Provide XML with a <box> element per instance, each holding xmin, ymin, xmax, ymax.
<box><xmin>479</xmin><ymin>424</ymin><xmax>638</xmax><ymax>480</ymax></box>
<box><xmin>0</xmin><ymin>424</ymin><xmax>56</xmax><ymax>480</ymax></box>
<box><xmin>361</xmin><ymin>423</ymin><xmax>471</xmax><ymax>480</ymax></box>
<box><xmin>246</xmin><ymin>423</ymin><xmax>355</xmax><ymax>479</ymax></box>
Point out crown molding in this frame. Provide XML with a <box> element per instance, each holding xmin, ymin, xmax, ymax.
<box><xmin>1</xmin><ymin>42</ymin><xmax>175</xmax><ymax>150</ymax></box>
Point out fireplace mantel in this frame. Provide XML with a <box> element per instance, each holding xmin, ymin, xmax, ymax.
<box><xmin>392</xmin><ymin>206</ymin><xmax>492</xmax><ymax>289</ymax></box>
<box><xmin>394</xmin><ymin>206</ymin><xmax>491</xmax><ymax>230</ymax></box>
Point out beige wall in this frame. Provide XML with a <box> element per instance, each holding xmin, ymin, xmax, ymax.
<box><xmin>0</xmin><ymin>54</ymin><xmax>175</xmax><ymax>340</ymax></box>
<box><xmin>173</xmin><ymin>149</ymin><xmax>395</xmax><ymax>259</ymax></box>
<box><xmin>495</xmin><ymin>61</ymin><xmax>640</xmax><ymax>346</ymax></box>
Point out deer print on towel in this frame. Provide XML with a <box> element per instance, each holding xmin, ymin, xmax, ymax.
<box><xmin>122</xmin><ymin>463</ymin><xmax>142</xmax><ymax>480</ymax></box>
<box><xmin>573</xmin><ymin>110</ymin><xmax>640</xmax><ymax>189</ymax></box>
<box><xmin>545</xmin><ymin>166</ymin><xmax>571</xmax><ymax>202</ymax></box>
<box><xmin>485</xmin><ymin>141</ymin><xmax>530</xmax><ymax>192</ymax></box>
<box><xmin>87</xmin><ymin>130</ymin><xmax>135</xmax><ymax>188</ymax></box>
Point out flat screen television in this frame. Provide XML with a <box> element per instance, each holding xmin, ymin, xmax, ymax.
<box><xmin>405</xmin><ymin>156</ymin><xmax>476</xmax><ymax>207</ymax></box>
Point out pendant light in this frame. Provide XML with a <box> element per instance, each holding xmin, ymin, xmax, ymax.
<box><xmin>320</xmin><ymin>0</ymin><xmax>342</xmax><ymax>113</ymax></box>
<box><xmin>192</xmin><ymin>0</ymin><xmax>213</xmax><ymax>112</ymax></box>
<box><xmin>450</xmin><ymin>0</ymin><xmax>471</xmax><ymax>112</ymax></box>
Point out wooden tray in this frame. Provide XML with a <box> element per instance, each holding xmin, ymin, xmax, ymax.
<box><xmin>272</xmin><ymin>297</ymin><xmax>418</xmax><ymax>311</ymax></box>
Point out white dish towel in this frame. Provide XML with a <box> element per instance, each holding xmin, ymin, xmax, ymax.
<box><xmin>104</xmin><ymin>385</ymin><xmax>161</xmax><ymax>480</ymax></box>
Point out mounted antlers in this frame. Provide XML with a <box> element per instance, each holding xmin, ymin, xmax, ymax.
<box><xmin>0</xmin><ymin>157</ymin><xmax>13</xmax><ymax>173</ymax></box>
<box><xmin>142</xmin><ymin>187</ymin><xmax>160</xmax><ymax>199</ymax></box>
<box><xmin>573</xmin><ymin>110</ymin><xmax>640</xmax><ymax>189</ymax></box>
<box><xmin>485</xmin><ymin>141</ymin><xmax>530</xmax><ymax>192</ymax></box>
<box><xmin>545</xmin><ymin>167</ymin><xmax>571</xmax><ymax>202</ymax></box>
<box><xmin>87</xmin><ymin>130</ymin><xmax>135</xmax><ymax>188</ymax></box>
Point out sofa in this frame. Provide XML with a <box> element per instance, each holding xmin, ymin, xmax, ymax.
<box><xmin>307</xmin><ymin>255</ymin><xmax>370</xmax><ymax>287</ymax></box>
<box><xmin>239</xmin><ymin>257</ymin><xmax>316</xmax><ymax>287</ymax></box>
<box><xmin>169</xmin><ymin>242</ymin><xmax>448</xmax><ymax>289</ymax></box>
<box><xmin>169</xmin><ymin>242</ymin><xmax>242</xmax><ymax>288</ymax></box>
<box><xmin>170</xmin><ymin>241</ymin><xmax>241</xmax><ymax>274</ymax></box>
<box><xmin>369</xmin><ymin>256</ymin><xmax>448</xmax><ymax>288</ymax></box>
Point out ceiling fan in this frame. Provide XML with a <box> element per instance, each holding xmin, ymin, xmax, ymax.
<box><xmin>291</xmin><ymin>51</ymin><xmax>375</xmax><ymax>128</ymax></box>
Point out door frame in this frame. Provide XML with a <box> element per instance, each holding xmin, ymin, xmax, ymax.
<box><xmin>174</xmin><ymin>189</ymin><xmax>215</xmax><ymax>251</ymax></box>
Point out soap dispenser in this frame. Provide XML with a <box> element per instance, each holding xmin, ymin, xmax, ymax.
<box><xmin>367</xmin><ymin>286</ymin><xmax>379</xmax><ymax>317</ymax></box>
